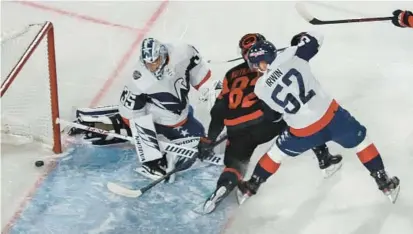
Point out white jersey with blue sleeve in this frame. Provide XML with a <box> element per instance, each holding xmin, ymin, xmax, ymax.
<box><xmin>255</xmin><ymin>32</ymin><xmax>338</xmax><ymax>137</ymax></box>
<box><xmin>118</xmin><ymin>42</ymin><xmax>211</xmax><ymax>126</ymax></box>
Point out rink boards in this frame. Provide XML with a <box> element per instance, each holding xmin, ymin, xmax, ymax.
<box><xmin>7</xmin><ymin>144</ymin><xmax>236</xmax><ymax>234</ymax></box>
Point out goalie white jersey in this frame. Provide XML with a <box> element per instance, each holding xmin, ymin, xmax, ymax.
<box><xmin>119</xmin><ymin>42</ymin><xmax>211</xmax><ymax>126</ymax></box>
<box><xmin>254</xmin><ymin>32</ymin><xmax>336</xmax><ymax>137</ymax></box>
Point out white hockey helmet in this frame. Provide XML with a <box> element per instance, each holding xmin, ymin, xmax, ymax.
<box><xmin>140</xmin><ymin>38</ymin><xmax>168</xmax><ymax>79</ymax></box>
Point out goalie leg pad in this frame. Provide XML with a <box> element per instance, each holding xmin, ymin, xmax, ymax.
<box><xmin>129</xmin><ymin>114</ymin><xmax>163</xmax><ymax>163</ymax></box>
<box><xmin>75</xmin><ymin>105</ymin><xmax>119</xmax><ymax>117</ymax></box>
<box><xmin>68</xmin><ymin>105</ymin><xmax>132</xmax><ymax>145</ymax></box>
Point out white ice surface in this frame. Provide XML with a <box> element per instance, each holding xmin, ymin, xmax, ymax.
<box><xmin>1</xmin><ymin>1</ymin><xmax>413</xmax><ymax>233</ymax></box>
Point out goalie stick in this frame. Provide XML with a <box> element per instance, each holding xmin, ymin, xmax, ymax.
<box><xmin>295</xmin><ymin>3</ymin><xmax>392</xmax><ymax>25</ymax></box>
<box><xmin>106</xmin><ymin>135</ymin><xmax>228</xmax><ymax>198</ymax></box>
<box><xmin>56</xmin><ymin>118</ymin><xmax>225</xmax><ymax>166</ymax></box>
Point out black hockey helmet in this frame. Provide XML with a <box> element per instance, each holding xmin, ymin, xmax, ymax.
<box><xmin>239</xmin><ymin>33</ymin><xmax>266</xmax><ymax>60</ymax></box>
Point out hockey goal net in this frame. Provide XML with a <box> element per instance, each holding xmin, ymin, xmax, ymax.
<box><xmin>1</xmin><ymin>21</ymin><xmax>62</xmax><ymax>153</ymax></box>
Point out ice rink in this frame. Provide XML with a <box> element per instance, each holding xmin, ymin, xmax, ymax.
<box><xmin>1</xmin><ymin>1</ymin><xmax>413</xmax><ymax>234</ymax></box>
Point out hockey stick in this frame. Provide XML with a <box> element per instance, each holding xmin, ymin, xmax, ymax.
<box><xmin>207</xmin><ymin>47</ymin><xmax>287</xmax><ymax>64</ymax></box>
<box><xmin>207</xmin><ymin>57</ymin><xmax>243</xmax><ymax>64</ymax></box>
<box><xmin>295</xmin><ymin>3</ymin><xmax>392</xmax><ymax>25</ymax></box>
<box><xmin>56</xmin><ymin>118</ymin><xmax>225</xmax><ymax>166</ymax></box>
<box><xmin>106</xmin><ymin>135</ymin><xmax>228</xmax><ymax>198</ymax></box>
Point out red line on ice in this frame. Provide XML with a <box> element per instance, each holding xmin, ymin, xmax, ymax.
<box><xmin>16</xmin><ymin>1</ymin><xmax>141</xmax><ymax>31</ymax></box>
<box><xmin>89</xmin><ymin>0</ymin><xmax>170</xmax><ymax>106</ymax></box>
<box><xmin>1</xmin><ymin>1</ymin><xmax>169</xmax><ymax>233</ymax></box>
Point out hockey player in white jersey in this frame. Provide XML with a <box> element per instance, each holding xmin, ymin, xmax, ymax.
<box><xmin>68</xmin><ymin>38</ymin><xmax>212</xmax><ymax>182</ymax></box>
<box><xmin>236</xmin><ymin>32</ymin><xmax>400</xmax><ymax>204</ymax></box>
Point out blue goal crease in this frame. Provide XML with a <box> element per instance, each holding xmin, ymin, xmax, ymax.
<box><xmin>7</xmin><ymin>145</ymin><xmax>236</xmax><ymax>234</ymax></box>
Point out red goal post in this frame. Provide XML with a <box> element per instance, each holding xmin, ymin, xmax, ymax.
<box><xmin>1</xmin><ymin>21</ymin><xmax>62</xmax><ymax>153</ymax></box>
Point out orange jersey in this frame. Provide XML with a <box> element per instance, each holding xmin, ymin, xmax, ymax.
<box><xmin>408</xmin><ymin>14</ymin><xmax>413</xmax><ymax>27</ymax></box>
<box><xmin>207</xmin><ymin>62</ymin><xmax>282</xmax><ymax>140</ymax></box>
<box><xmin>218</xmin><ymin>62</ymin><xmax>264</xmax><ymax>127</ymax></box>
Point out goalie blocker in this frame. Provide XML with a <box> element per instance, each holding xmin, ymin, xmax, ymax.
<box><xmin>69</xmin><ymin>105</ymin><xmax>206</xmax><ymax>182</ymax></box>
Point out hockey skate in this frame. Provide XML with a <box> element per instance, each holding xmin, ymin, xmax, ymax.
<box><xmin>236</xmin><ymin>175</ymin><xmax>265</xmax><ymax>205</ymax></box>
<box><xmin>319</xmin><ymin>154</ymin><xmax>342</xmax><ymax>178</ymax></box>
<box><xmin>313</xmin><ymin>146</ymin><xmax>343</xmax><ymax>178</ymax></box>
<box><xmin>371</xmin><ymin>169</ymin><xmax>400</xmax><ymax>203</ymax></box>
<box><xmin>202</xmin><ymin>182</ymin><xmax>234</xmax><ymax>214</ymax></box>
<box><xmin>134</xmin><ymin>155</ymin><xmax>167</xmax><ymax>181</ymax></box>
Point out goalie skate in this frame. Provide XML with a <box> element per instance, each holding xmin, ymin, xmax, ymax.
<box><xmin>134</xmin><ymin>166</ymin><xmax>165</xmax><ymax>181</ymax></box>
<box><xmin>134</xmin><ymin>156</ymin><xmax>167</xmax><ymax>181</ymax></box>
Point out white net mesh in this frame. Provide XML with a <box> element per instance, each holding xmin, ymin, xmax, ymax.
<box><xmin>1</xmin><ymin>23</ymin><xmax>57</xmax><ymax>148</ymax></box>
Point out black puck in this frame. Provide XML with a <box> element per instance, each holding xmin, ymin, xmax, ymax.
<box><xmin>35</xmin><ymin>160</ymin><xmax>44</xmax><ymax>167</ymax></box>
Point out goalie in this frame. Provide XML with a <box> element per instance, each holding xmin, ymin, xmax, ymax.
<box><xmin>69</xmin><ymin>37</ymin><xmax>212</xmax><ymax>182</ymax></box>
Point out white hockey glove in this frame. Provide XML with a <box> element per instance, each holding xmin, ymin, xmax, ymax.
<box><xmin>68</xmin><ymin>105</ymin><xmax>132</xmax><ymax>145</ymax></box>
<box><xmin>198</xmin><ymin>80</ymin><xmax>222</xmax><ymax>102</ymax></box>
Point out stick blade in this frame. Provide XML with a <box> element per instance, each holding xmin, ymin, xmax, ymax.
<box><xmin>295</xmin><ymin>3</ymin><xmax>314</xmax><ymax>22</ymax></box>
<box><xmin>107</xmin><ymin>182</ymin><xmax>142</xmax><ymax>198</ymax></box>
<box><xmin>295</xmin><ymin>3</ymin><xmax>324</xmax><ymax>25</ymax></box>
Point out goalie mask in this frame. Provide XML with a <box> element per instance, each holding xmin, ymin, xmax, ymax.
<box><xmin>140</xmin><ymin>38</ymin><xmax>168</xmax><ymax>80</ymax></box>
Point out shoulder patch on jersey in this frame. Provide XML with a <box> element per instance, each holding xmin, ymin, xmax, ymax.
<box><xmin>133</xmin><ymin>70</ymin><xmax>142</xmax><ymax>80</ymax></box>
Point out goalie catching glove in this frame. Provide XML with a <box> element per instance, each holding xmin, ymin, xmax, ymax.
<box><xmin>68</xmin><ymin>106</ymin><xmax>132</xmax><ymax>145</ymax></box>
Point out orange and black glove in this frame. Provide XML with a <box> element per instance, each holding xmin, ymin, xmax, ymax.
<box><xmin>392</xmin><ymin>10</ymin><xmax>413</xmax><ymax>28</ymax></box>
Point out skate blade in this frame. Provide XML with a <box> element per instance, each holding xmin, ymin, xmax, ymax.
<box><xmin>322</xmin><ymin>162</ymin><xmax>342</xmax><ymax>178</ymax></box>
<box><xmin>384</xmin><ymin>184</ymin><xmax>400</xmax><ymax>204</ymax></box>
<box><xmin>192</xmin><ymin>202</ymin><xmax>207</xmax><ymax>215</ymax></box>
<box><xmin>236</xmin><ymin>189</ymin><xmax>251</xmax><ymax>205</ymax></box>
<box><xmin>202</xmin><ymin>186</ymin><xmax>228</xmax><ymax>215</ymax></box>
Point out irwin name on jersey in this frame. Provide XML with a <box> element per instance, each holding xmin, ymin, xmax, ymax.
<box><xmin>266</xmin><ymin>68</ymin><xmax>284</xmax><ymax>87</ymax></box>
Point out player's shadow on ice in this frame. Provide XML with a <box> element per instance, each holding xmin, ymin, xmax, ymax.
<box><xmin>350</xmin><ymin>197</ymin><xmax>412</xmax><ymax>234</ymax></box>
<box><xmin>350</xmin><ymin>204</ymin><xmax>390</xmax><ymax>234</ymax></box>
<box><xmin>274</xmin><ymin>172</ymin><xmax>343</xmax><ymax>234</ymax></box>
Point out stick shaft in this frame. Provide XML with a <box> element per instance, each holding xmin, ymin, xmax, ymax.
<box><xmin>310</xmin><ymin>16</ymin><xmax>392</xmax><ymax>25</ymax></box>
<box><xmin>57</xmin><ymin>118</ymin><xmax>131</xmax><ymax>141</ymax></box>
<box><xmin>295</xmin><ymin>2</ymin><xmax>392</xmax><ymax>25</ymax></box>
<box><xmin>207</xmin><ymin>47</ymin><xmax>287</xmax><ymax>64</ymax></box>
